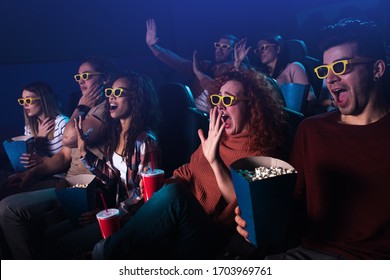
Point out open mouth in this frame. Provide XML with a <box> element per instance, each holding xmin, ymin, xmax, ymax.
<box><xmin>332</xmin><ymin>88</ymin><xmax>348</xmax><ymax>105</ymax></box>
<box><xmin>221</xmin><ymin>114</ymin><xmax>231</xmax><ymax>128</ymax></box>
<box><xmin>109</xmin><ymin>104</ymin><xmax>118</xmax><ymax>111</ymax></box>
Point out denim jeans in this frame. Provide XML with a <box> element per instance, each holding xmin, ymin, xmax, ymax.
<box><xmin>94</xmin><ymin>183</ymin><xmax>229</xmax><ymax>259</ymax></box>
<box><xmin>0</xmin><ymin>187</ymin><xmax>61</xmax><ymax>259</ymax></box>
<box><xmin>44</xmin><ymin>219</ymin><xmax>102</xmax><ymax>259</ymax></box>
<box><xmin>0</xmin><ymin>175</ymin><xmax>61</xmax><ymax>200</ymax></box>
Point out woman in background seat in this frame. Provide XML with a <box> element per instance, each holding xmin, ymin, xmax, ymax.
<box><xmin>253</xmin><ymin>34</ymin><xmax>316</xmax><ymax>103</ymax></box>
<box><xmin>19</xmin><ymin>82</ymin><xmax>68</xmax><ymax>169</ymax></box>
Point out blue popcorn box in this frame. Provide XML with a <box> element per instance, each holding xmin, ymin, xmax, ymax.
<box><xmin>230</xmin><ymin>156</ymin><xmax>297</xmax><ymax>248</ymax></box>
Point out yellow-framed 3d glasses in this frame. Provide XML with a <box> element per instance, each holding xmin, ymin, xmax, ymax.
<box><xmin>314</xmin><ymin>58</ymin><xmax>375</xmax><ymax>79</ymax></box>
<box><xmin>104</xmin><ymin>88</ymin><xmax>125</xmax><ymax>98</ymax></box>
<box><xmin>74</xmin><ymin>72</ymin><xmax>102</xmax><ymax>82</ymax></box>
<box><xmin>209</xmin><ymin>94</ymin><xmax>250</xmax><ymax>107</ymax></box>
<box><xmin>18</xmin><ymin>97</ymin><xmax>41</xmax><ymax>106</ymax></box>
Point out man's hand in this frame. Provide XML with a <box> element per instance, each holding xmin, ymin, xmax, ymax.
<box><xmin>234</xmin><ymin>38</ymin><xmax>250</xmax><ymax>70</ymax></box>
<box><xmin>19</xmin><ymin>153</ymin><xmax>43</xmax><ymax>169</ymax></box>
<box><xmin>146</xmin><ymin>18</ymin><xmax>159</xmax><ymax>47</ymax></box>
<box><xmin>5</xmin><ymin>170</ymin><xmax>35</xmax><ymax>188</ymax></box>
<box><xmin>192</xmin><ymin>50</ymin><xmax>206</xmax><ymax>80</ymax></box>
<box><xmin>235</xmin><ymin>206</ymin><xmax>250</xmax><ymax>241</ymax></box>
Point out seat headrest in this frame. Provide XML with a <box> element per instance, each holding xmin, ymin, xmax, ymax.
<box><xmin>284</xmin><ymin>39</ymin><xmax>309</xmax><ymax>62</ymax></box>
<box><xmin>158</xmin><ymin>83</ymin><xmax>196</xmax><ymax>112</ymax></box>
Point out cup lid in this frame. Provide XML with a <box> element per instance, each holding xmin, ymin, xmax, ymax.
<box><xmin>96</xmin><ymin>208</ymin><xmax>120</xmax><ymax>219</ymax></box>
<box><xmin>141</xmin><ymin>169</ymin><xmax>164</xmax><ymax>176</ymax></box>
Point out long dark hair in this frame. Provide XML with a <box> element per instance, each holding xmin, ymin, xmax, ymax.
<box><xmin>22</xmin><ymin>81</ymin><xmax>63</xmax><ymax>138</ymax></box>
<box><xmin>103</xmin><ymin>71</ymin><xmax>161</xmax><ymax>160</ymax></box>
<box><xmin>80</xmin><ymin>56</ymin><xmax>118</xmax><ymax>84</ymax></box>
<box><xmin>258</xmin><ymin>34</ymin><xmax>289</xmax><ymax>79</ymax></box>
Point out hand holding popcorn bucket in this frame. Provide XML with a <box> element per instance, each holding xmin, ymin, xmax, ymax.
<box><xmin>230</xmin><ymin>156</ymin><xmax>297</xmax><ymax>249</ymax></box>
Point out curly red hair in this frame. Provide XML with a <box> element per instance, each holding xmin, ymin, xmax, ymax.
<box><xmin>215</xmin><ymin>68</ymin><xmax>288</xmax><ymax>154</ymax></box>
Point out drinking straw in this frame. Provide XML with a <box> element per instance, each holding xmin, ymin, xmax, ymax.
<box><xmin>100</xmin><ymin>192</ymin><xmax>108</xmax><ymax>213</ymax></box>
<box><xmin>150</xmin><ymin>153</ymin><xmax>155</xmax><ymax>172</ymax></box>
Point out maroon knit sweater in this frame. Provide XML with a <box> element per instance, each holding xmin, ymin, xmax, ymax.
<box><xmin>290</xmin><ymin>110</ymin><xmax>390</xmax><ymax>259</ymax></box>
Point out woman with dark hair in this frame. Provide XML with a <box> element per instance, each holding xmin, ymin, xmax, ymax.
<box><xmin>256</xmin><ymin>34</ymin><xmax>317</xmax><ymax>104</ymax></box>
<box><xmin>254</xmin><ymin>34</ymin><xmax>308</xmax><ymax>85</ymax></box>
<box><xmin>67</xmin><ymin>56</ymin><xmax>118</xmax><ymax>115</ymax></box>
<box><xmin>44</xmin><ymin>71</ymin><xmax>162</xmax><ymax>259</ymax></box>
<box><xmin>63</xmin><ymin>56</ymin><xmax>117</xmax><ymax>148</ymax></box>
<box><xmin>92</xmin><ymin>68</ymin><xmax>288</xmax><ymax>260</ymax></box>
<box><xmin>80</xmin><ymin>71</ymin><xmax>161</xmax><ymax>213</ymax></box>
<box><xmin>19</xmin><ymin>82</ymin><xmax>68</xmax><ymax>168</ymax></box>
<box><xmin>235</xmin><ymin>34</ymin><xmax>316</xmax><ymax>110</ymax></box>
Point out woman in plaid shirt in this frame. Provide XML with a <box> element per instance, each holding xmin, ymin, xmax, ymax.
<box><xmin>45</xmin><ymin>71</ymin><xmax>161</xmax><ymax>258</ymax></box>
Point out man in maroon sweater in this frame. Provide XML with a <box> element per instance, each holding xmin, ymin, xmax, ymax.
<box><xmin>236</xmin><ymin>18</ymin><xmax>390</xmax><ymax>259</ymax></box>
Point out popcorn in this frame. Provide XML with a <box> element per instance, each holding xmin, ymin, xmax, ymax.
<box><xmin>237</xmin><ymin>166</ymin><xmax>297</xmax><ymax>182</ymax></box>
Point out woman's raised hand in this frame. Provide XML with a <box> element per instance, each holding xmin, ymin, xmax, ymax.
<box><xmin>234</xmin><ymin>38</ymin><xmax>251</xmax><ymax>69</ymax></box>
<box><xmin>37</xmin><ymin>117</ymin><xmax>55</xmax><ymax>138</ymax></box>
<box><xmin>78</xmin><ymin>83</ymin><xmax>103</xmax><ymax>108</ymax></box>
<box><xmin>198</xmin><ymin>106</ymin><xmax>225</xmax><ymax>165</ymax></box>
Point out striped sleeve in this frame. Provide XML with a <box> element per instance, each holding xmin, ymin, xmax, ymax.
<box><xmin>34</xmin><ymin>114</ymin><xmax>69</xmax><ymax>156</ymax></box>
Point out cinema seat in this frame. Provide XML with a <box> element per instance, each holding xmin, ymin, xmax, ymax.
<box><xmin>157</xmin><ymin>83</ymin><xmax>209</xmax><ymax>177</ymax></box>
<box><xmin>284</xmin><ymin>39</ymin><xmax>322</xmax><ymax>99</ymax></box>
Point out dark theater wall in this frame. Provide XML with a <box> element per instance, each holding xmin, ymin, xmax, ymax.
<box><xmin>0</xmin><ymin>0</ymin><xmax>388</xmax><ymax>143</ymax></box>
